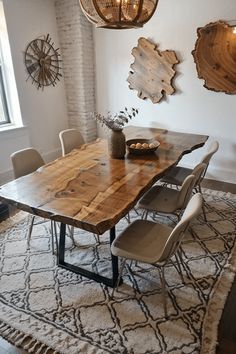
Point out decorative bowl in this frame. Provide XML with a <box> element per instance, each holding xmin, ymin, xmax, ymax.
<box><xmin>126</xmin><ymin>139</ymin><xmax>160</xmax><ymax>155</ymax></box>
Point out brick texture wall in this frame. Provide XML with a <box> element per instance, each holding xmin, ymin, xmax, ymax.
<box><xmin>55</xmin><ymin>0</ymin><xmax>97</xmax><ymax>142</ymax></box>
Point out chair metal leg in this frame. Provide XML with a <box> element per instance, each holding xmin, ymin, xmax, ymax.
<box><xmin>68</xmin><ymin>226</ymin><xmax>75</xmax><ymax>245</ymax></box>
<box><xmin>173</xmin><ymin>254</ymin><xmax>185</xmax><ymax>283</ymax></box>
<box><xmin>94</xmin><ymin>233</ymin><xmax>100</xmax><ymax>245</ymax></box>
<box><xmin>198</xmin><ymin>185</ymin><xmax>207</xmax><ymax>221</ymax></box>
<box><xmin>50</xmin><ymin>220</ymin><xmax>55</xmax><ymax>254</ymax></box>
<box><xmin>141</xmin><ymin>210</ymin><xmax>148</xmax><ymax>220</ymax></box>
<box><xmin>53</xmin><ymin>221</ymin><xmax>59</xmax><ymax>254</ymax></box>
<box><xmin>111</xmin><ymin>258</ymin><xmax>126</xmax><ymax>297</ymax></box>
<box><xmin>27</xmin><ymin>215</ymin><xmax>35</xmax><ymax>250</ymax></box>
<box><xmin>133</xmin><ymin>207</ymin><xmax>139</xmax><ymax>216</ymax></box>
<box><xmin>125</xmin><ymin>212</ymin><xmax>131</xmax><ymax>224</ymax></box>
<box><xmin>158</xmin><ymin>266</ymin><xmax>168</xmax><ymax>318</ymax></box>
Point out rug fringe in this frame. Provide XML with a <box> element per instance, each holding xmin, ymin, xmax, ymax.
<box><xmin>0</xmin><ymin>319</ymin><xmax>58</xmax><ymax>354</ymax></box>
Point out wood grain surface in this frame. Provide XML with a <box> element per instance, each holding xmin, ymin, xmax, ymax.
<box><xmin>0</xmin><ymin>126</ymin><xmax>208</xmax><ymax>234</ymax></box>
<box><xmin>192</xmin><ymin>21</ymin><xmax>236</xmax><ymax>94</ymax></box>
<box><xmin>127</xmin><ymin>37</ymin><xmax>179</xmax><ymax>103</ymax></box>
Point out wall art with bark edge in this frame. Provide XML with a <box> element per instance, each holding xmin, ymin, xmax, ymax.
<box><xmin>192</xmin><ymin>21</ymin><xmax>236</xmax><ymax>94</ymax></box>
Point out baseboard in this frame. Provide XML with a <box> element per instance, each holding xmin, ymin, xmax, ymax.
<box><xmin>178</xmin><ymin>162</ymin><xmax>236</xmax><ymax>185</ymax></box>
<box><xmin>202</xmin><ymin>178</ymin><xmax>236</xmax><ymax>194</ymax></box>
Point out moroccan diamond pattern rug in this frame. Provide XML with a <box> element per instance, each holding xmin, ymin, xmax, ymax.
<box><xmin>0</xmin><ymin>189</ymin><xmax>235</xmax><ymax>354</ymax></box>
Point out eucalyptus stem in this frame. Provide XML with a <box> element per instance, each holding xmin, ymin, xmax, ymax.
<box><xmin>92</xmin><ymin>107</ymin><xmax>139</xmax><ymax>131</ymax></box>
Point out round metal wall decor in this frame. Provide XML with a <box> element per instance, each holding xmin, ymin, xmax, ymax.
<box><xmin>24</xmin><ymin>34</ymin><xmax>62</xmax><ymax>90</ymax></box>
<box><xmin>79</xmin><ymin>0</ymin><xmax>159</xmax><ymax>29</ymax></box>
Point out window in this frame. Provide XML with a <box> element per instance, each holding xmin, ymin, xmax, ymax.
<box><xmin>0</xmin><ymin>59</ymin><xmax>10</xmax><ymax>124</ymax></box>
<box><xmin>0</xmin><ymin>1</ymin><xmax>22</xmax><ymax>128</ymax></box>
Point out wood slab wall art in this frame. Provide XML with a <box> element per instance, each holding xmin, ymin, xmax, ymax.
<box><xmin>127</xmin><ymin>37</ymin><xmax>179</xmax><ymax>103</ymax></box>
<box><xmin>192</xmin><ymin>21</ymin><xmax>236</xmax><ymax>94</ymax></box>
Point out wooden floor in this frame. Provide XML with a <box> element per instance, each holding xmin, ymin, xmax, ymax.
<box><xmin>0</xmin><ymin>179</ymin><xmax>235</xmax><ymax>354</ymax></box>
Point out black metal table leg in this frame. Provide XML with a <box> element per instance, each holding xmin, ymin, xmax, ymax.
<box><xmin>57</xmin><ymin>223</ymin><xmax>120</xmax><ymax>288</ymax></box>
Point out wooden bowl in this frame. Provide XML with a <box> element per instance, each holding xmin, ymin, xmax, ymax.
<box><xmin>126</xmin><ymin>139</ymin><xmax>160</xmax><ymax>155</ymax></box>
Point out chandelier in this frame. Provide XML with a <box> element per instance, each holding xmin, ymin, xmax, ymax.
<box><xmin>79</xmin><ymin>0</ymin><xmax>159</xmax><ymax>29</ymax></box>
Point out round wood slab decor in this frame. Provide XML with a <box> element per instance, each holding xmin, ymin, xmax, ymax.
<box><xmin>127</xmin><ymin>37</ymin><xmax>179</xmax><ymax>103</ymax></box>
<box><xmin>192</xmin><ymin>21</ymin><xmax>236</xmax><ymax>94</ymax></box>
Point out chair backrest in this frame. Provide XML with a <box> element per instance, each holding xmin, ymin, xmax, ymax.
<box><xmin>200</xmin><ymin>140</ymin><xmax>219</xmax><ymax>167</ymax></box>
<box><xmin>11</xmin><ymin>148</ymin><xmax>45</xmax><ymax>179</ymax></box>
<box><xmin>191</xmin><ymin>162</ymin><xmax>207</xmax><ymax>187</ymax></box>
<box><xmin>177</xmin><ymin>174</ymin><xmax>196</xmax><ymax>210</ymax></box>
<box><xmin>59</xmin><ymin>128</ymin><xmax>85</xmax><ymax>156</ymax></box>
<box><xmin>159</xmin><ymin>193</ymin><xmax>203</xmax><ymax>262</ymax></box>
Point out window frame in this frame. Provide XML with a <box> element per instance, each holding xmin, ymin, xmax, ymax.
<box><xmin>0</xmin><ymin>1</ymin><xmax>23</xmax><ymax>130</ymax></box>
<box><xmin>0</xmin><ymin>61</ymin><xmax>10</xmax><ymax>125</ymax></box>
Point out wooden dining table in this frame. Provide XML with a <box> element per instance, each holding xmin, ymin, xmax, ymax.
<box><xmin>0</xmin><ymin>126</ymin><xmax>208</xmax><ymax>287</ymax></box>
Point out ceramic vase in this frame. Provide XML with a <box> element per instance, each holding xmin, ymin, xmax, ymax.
<box><xmin>109</xmin><ymin>129</ymin><xmax>126</xmax><ymax>159</ymax></box>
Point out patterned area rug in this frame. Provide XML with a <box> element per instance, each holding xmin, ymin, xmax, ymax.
<box><xmin>0</xmin><ymin>189</ymin><xmax>235</xmax><ymax>354</ymax></box>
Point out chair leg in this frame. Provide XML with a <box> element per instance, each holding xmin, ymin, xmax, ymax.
<box><xmin>27</xmin><ymin>215</ymin><xmax>36</xmax><ymax>250</ymax></box>
<box><xmin>141</xmin><ymin>210</ymin><xmax>148</xmax><ymax>220</ymax></box>
<box><xmin>50</xmin><ymin>220</ymin><xmax>55</xmax><ymax>254</ymax></box>
<box><xmin>133</xmin><ymin>207</ymin><xmax>139</xmax><ymax>216</ymax></box>
<box><xmin>173</xmin><ymin>254</ymin><xmax>185</xmax><ymax>283</ymax></box>
<box><xmin>68</xmin><ymin>226</ymin><xmax>75</xmax><ymax>245</ymax></box>
<box><xmin>53</xmin><ymin>221</ymin><xmax>59</xmax><ymax>254</ymax></box>
<box><xmin>94</xmin><ymin>234</ymin><xmax>100</xmax><ymax>245</ymax></box>
<box><xmin>198</xmin><ymin>185</ymin><xmax>207</xmax><ymax>221</ymax></box>
<box><xmin>158</xmin><ymin>266</ymin><xmax>168</xmax><ymax>318</ymax></box>
<box><xmin>125</xmin><ymin>212</ymin><xmax>131</xmax><ymax>224</ymax></box>
<box><xmin>111</xmin><ymin>258</ymin><xmax>126</xmax><ymax>298</ymax></box>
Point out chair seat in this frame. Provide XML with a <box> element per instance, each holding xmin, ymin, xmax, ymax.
<box><xmin>160</xmin><ymin>166</ymin><xmax>192</xmax><ymax>186</ymax></box>
<box><xmin>138</xmin><ymin>185</ymin><xmax>180</xmax><ymax>213</ymax></box>
<box><xmin>111</xmin><ymin>219</ymin><xmax>173</xmax><ymax>264</ymax></box>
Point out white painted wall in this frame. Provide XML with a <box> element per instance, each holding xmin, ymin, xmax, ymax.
<box><xmin>94</xmin><ymin>0</ymin><xmax>236</xmax><ymax>183</ymax></box>
<box><xmin>0</xmin><ymin>0</ymin><xmax>68</xmax><ymax>184</ymax></box>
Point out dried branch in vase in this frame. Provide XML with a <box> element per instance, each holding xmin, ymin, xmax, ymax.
<box><xmin>92</xmin><ymin>107</ymin><xmax>139</xmax><ymax>131</ymax></box>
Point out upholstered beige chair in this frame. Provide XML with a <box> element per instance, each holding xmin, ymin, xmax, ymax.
<box><xmin>11</xmin><ymin>148</ymin><xmax>57</xmax><ymax>252</ymax></box>
<box><xmin>111</xmin><ymin>193</ymin><xmax>203</xmax><ymax>317</ymax></box>
<box><xmin>59</xmin><ymin>128</ymin><xmax>85</xmax><ymax>156</ymax></box>
<box><xmin>138</xmin><ymin>163</ymin><xmax>206</xmax><ymax>221</ymax></box>
<box><xmin>160</xmin><ymin>141</ymin><xmax>219</xmax><ymax>186</ymax></box>
<box><xmin>11</xmin><ymin>147</ymin><xmax>45</xmax><ymax>179</ymax></box>
<box><xmin>160</xmin><ymin>141</ymin><xmax>219</xmax><ymax>220</ymax></box>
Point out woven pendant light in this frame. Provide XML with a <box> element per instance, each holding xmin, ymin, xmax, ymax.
<box><xmin>79</xmin><ymin>0</ymin><xmax>159</xmax><ymax>29</ymax></box>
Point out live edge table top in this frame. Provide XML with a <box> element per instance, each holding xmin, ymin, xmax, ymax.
<box><xmin>0</xmin><ymin>126</ymin><xmax>208</xmax><ymax>235</ymax></box>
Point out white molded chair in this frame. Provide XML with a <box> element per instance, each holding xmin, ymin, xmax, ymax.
<box><xmin>160</xmin><ymin>141</ymin><xmax>219</xmax><ymax>220</ymax></box>
<box><xmin>111</xmin><ymin>193</ymin><xmax>203</xmax><ymax>317</ymax></box>
<box><xmin>11</xmin><ymin>148</ymin><xmax>57</xmax><ymax>253</ymax></box>
<box><xmin>59</xmin><ymin>128</ymin><xmax>85</xmax><ymax>156</ymax></box>
<box><xmin>138</xmin><ymin>163</ymin><xmax>206</xmax><ymax>222</ymax></box>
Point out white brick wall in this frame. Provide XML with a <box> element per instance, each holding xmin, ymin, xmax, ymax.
<box><xmin>55</xmin><ymin>0</ymin><xmax>97</xmax><ymax>142</ymax></box>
